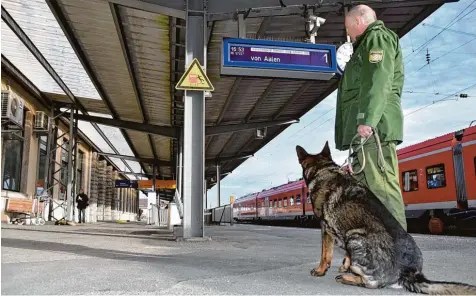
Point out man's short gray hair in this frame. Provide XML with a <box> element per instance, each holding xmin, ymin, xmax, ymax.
<box><xmin>347</xmin><ymin>4</ymin><xmax>377</xmax><ymax>25</ymax></box>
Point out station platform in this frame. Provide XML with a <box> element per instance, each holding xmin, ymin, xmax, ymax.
<box><xmin>2</xmin><ymin>223</ymin><xmax>475</xmax><ymax>295</ymax></box>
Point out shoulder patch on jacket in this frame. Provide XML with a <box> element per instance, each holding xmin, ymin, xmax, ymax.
<box><xmin>369</xmin><ymin>50</ymin><xmax>383</xmax><ymax>63</ymax></box>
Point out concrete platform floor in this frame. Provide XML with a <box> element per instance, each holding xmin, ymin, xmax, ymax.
<box><xmin>1</xmin><ymin>223</ymin><xmax>475</xmax><ymax>295</ymax></box>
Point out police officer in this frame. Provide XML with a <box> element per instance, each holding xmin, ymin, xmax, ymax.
<box><xmin>335</xmin><ymin>5</ymin><xmax>407</xmax><ymax>230</ymax></box>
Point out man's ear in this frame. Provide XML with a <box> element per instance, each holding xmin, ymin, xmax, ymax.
<box><xmin>320</xmin><ymin>141</ymin><xmax>332</xmax><ymax>159</ymax></box>
<box><xmin>296</xmin><ymin>145</ymin><xmax>309</xmax><ymax>163</ymax></box>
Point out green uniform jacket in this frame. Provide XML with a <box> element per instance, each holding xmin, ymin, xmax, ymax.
<box><xmin>335</xmin><ymin>20</ymin><xmax>404</xmax><ymax>151</ymax></box>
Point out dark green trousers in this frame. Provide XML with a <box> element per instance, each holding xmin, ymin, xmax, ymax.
<box><xmin>350</xmin><ymin>136</ymin><xmax>407</xmax><ymax>231</ymax></box>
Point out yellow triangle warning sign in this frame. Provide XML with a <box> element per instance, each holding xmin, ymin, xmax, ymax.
<box><xmin>175</xmin><ymin>58</ymin><xmax>214</xmax><ymax>91</ymax></box>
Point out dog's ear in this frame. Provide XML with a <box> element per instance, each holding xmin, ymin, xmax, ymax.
<box><xmin>296</xmin><ymin>145</ymin><xmax>309</xmax><ymax>163</ymax></box>
<box><xmin>320</xmin><ymin>141</ymin><xmax>332</xmax><ymax>159</ymax></box>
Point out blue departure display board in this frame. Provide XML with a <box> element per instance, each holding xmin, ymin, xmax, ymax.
<box><xmin>115</xmin><ymin>180</ymin><xmax>138</xmax><ymax>188</ymax></box>
<box><xmin>221</xmin><ymin>38</ymin><xmax>337</xmax><ymax>80</ymax></box>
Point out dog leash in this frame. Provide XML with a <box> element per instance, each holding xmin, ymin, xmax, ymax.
<box><xmin>342</xmin><ymin>127</ymin><xmax>386</xmax><ymax>175</ymax></box>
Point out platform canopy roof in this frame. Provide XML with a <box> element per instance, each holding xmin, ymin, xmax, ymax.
<box><xmin>1</xmin><ymin>0</ymin><xmax>457</xmax><ymax>198</ymax></box>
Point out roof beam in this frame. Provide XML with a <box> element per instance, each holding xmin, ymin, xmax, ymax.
<box><xmin>45</xmin><ymin>0</ymin><xmax>146</xmax><ymax>175</ymax></box>
<box><xmin>66</xmin><ymin>113</ymin><xmax>178</xmax><ymax>138</ymax></box>
<box><xmin>110</xmin><ymin>3</ymin><xmax>158</xmax><ymax>163</ymax></box>
<box><xmin>208</xmin><ymin>154</ymin><xmax>253</xmax><ymax>166</ymax></box>
<box><xmin>1</xmin><ymin>55</ymin><xmax>51</xmax><ymax>109</ymax></box>
<box><xmin>206</xmin><ymin>119</ymin><xmax>299</xmax><ymax>136</ymax></box>
<box><xmin>207</xmin><ymin>0</ymin><xmax>335</xmax><ymax>14</ymax></box>
<box><xmin>98</xmin><ymin>152</ymin><xmax>252</xmax><ymax>167</ymax></box>
<box><xmin>109</xmin><ymin>0</ymin><xmax>186</xmax><ymax>19</ymax></box>
<box><xmin>97</xmin><ymin>152</ymin><xmax>173</xmax><ymax>167</ymax></box>
<box><xmin>2</xmin><ymin>5</ymin><xmax>138</xmax><ymax>176</ymax></box>
<box><xmin>398</xmin><ymin>4</ymin><xmax>442</xmax><ymax>37</ymax></box>
<box><xmin>69</xmin><ymin>113</ymin><xmax>297</xmax><ymax>138</ymax></box>
<box><xmin>1</xmin><ymin>6</ymin><xmax>82</xmax><ymax>109</ymax></box>
<box><xmin>1</xmin><ymin>55</ymin><xmax>129</xmax><ymax>179</ymax></box>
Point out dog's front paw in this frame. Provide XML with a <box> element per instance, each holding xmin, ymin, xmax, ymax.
<box><xmin>310</xmin><ymin>267</ymin><xmax>327</xmax><ymax>277</ymax></box>
<box><xmin>335</xmin><ymin>275</ymin><xmax>344</xmax><ymax>283</ymax></box>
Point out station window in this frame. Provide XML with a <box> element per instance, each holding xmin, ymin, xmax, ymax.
<box><xmin>402</xmin><ymin>170</ymin><xmax>418</xmax><ymax>192</ymax></box>
<box><xmin>307</xmin><ymin>192</ymin><xmax>311</xmax><ymax>204</ymax></box>
<box><xmin>2</xmin><ymin>108</ymin><xmax>26</xmax><ymax>192</ymax></box>
<box><xmin>2</xmin><ymin>138</ymin><xmax>23</xmax><ymax>191</ymax></box>
<box><xmin>426</xmin><ymin>164</ymin><xmax>446</xmax><ymax>189</ymax></box>
<box><xmin>296</xmin><ymin>194</ymin><xmax>301</xmax><ymax>205</ymax></box>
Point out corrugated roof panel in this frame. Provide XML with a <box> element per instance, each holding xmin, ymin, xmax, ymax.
<box><xmin>151</xmin><ymin>135</ymin><xmax>171</xmax><ymax>161</ymax></box>
<box><xmin>252</xmin><ymin>80</ymin><xmax>306</xmax><ymax>119</ymax></box>
<box><xmin>204</xmin><ymin>77</ymin><xmax>237</xmax><ymax>125</ymax></box>
<box><xmin>222</xmin><ymin>130</ymin><xmax>255</xmax><ymax>156</ymax></box>
<box><xmin>222</xmin><ymin>78</ymin><xmax>273</xmax><ymax>123</ymax></box>
<box><xmin>206</xmin><ymin>133</ymin><xmax>233</xmax><ymax>159</ymax></box>
<box><xmin>122</xmin><ymin>7</ymin><xmax>171</xmax><ymax>126</ymax></box>
<box><xmin>127</xmin><ymin>130</ymin><xmax>154</xmax><ymax>158</ymax></box>
<box><xmin>2</xmin><ymin>0</ymin><xmax>101</xmax><ymax>99</ymax></box>
<box><xmin>59</xmin><ymin>0</ymin><xmax>142</xmax><ymax>122</ymax></box>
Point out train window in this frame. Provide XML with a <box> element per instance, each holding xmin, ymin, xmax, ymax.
<box><xmin>426</xmin><ymin>164</ymin><xmax>447</xmax><ymax>189</ymax></box>
<box><xmin>474</xmin><ymin>157</ymin><xmax>476</xmax><ymax>176</ymax></box>
<box><xmin>296</xmin><ymin>194</ymin><xmax>301</xmax><ymax>205</ymax></box>
<box><xmin>284</xmin><ymin>197</ymin><xmax>288</xmax><ymax>207</ymax></box>
<box><xmin>402</xmin><ymin>170</ymin><xmax>418</xmax><ymax>192</ymax></box>
<box><xmin>279</xmin><ymin>199</ymin><xmax>282</xmax><ymax>207</ymax></box>
<box><xmin>289</xmin><ymin>196</ymin><xmax>294</xmax><ymax>206</ymax></box>
<box><xmin>307</xmin><ymin>192</ymin><xmax>311</xmax><ymax>204</ymax></box>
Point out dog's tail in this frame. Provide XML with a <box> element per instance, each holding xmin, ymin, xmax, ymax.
<box><xmin>399</xmin><ymin>268</ymin><xmax>476</xmax><ymax>295</ymax></box>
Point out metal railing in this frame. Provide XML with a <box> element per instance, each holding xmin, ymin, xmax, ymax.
<box><xmin>148</xmin><ymin>203</ymin><xmax>169</xmax><ymax>226</ymax></box>
<box><xmin>174</xmin><ymin>190</ymin><xmax>183</xmax><ymax>219</ymax></box>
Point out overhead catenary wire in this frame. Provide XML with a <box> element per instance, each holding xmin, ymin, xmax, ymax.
<box><xmin>404</xmin><ymin>0</ymin><xmax>476</xmax><ymax>64</ymax></box>
<box><xmin>404</xmin><ymin>84</ymin><xmax>476</xmax><ymax>117</ymax></box>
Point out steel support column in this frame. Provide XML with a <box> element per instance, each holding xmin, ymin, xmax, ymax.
<box><xmin>66</xmin><ymin>106</ymin><xmax>75</xmax><ymax>221</ymax></box>
<box><xmin>183</xmin><ymin>0</ymin><xmax>206</xmax><ymax>238</ymax></box>
<box><xmin>216</xmin><ymin>164</ymin><xmax>221</xmax><ymax>207</ymax></box>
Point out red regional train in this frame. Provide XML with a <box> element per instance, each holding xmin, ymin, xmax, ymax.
<box><xmin>233</xmin><ymin>125</ymin><xmax>476</xmax><ymax>233</ymax></box>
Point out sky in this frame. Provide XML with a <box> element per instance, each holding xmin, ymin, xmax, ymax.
<box><xmin>206</xmin><ymin>0</ymin><xmax>476</xmax><ymax>208</ymax></box>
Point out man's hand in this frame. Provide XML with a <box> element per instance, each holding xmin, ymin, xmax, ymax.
<box><xmin>357</xmin><ymin>125</ymin><xmax>373</xmax><ymax>138</ymax></box>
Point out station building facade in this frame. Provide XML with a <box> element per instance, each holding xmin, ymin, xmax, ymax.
<box><xmin>1</xmin><ymin>72</ymin><xmax>139</xmax><ymax>223</ymax></box>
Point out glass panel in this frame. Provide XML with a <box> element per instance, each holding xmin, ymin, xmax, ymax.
<box><xmin>296</xmin><ymin>194</ymin><xmax>301</xmax><ymax>205</ymax></box>
<box><xmin>426</xmin><ymin>164</ymin><xmax>446</xmax><ymax>189</ymax></box>
<box><xmin>97</xmin><ymin>124</ymin><xmax>135</xmax><ymax>157</ymax></box>
<box><xmin>2</xmin><ymin>0</ymin><xmax>101</xmax><ymax>99</ymax></box>
<box><xmin>402</xmin><ymin>170</ymin><xmax>418</xmax><ymax>192</ymax></box>
<box><xmin>77</xmin><ymin>121</ymin><xmax>115</xmax><ymax>154</ymax></box>
<box><xmin>2</xmin><ymin>139</ymin><xmax>23</xmax><ymax>191</ymax></box>
<box><xmin>37</xmin><ymin>135</ymin><xmax>47</xmax><ymax>182</ymax></box>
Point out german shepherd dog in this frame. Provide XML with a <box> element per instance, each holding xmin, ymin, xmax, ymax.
<box><xmin>296</xmin><ymin>142</ymin><xmax>476</xmax><ymax>295</ymax></box>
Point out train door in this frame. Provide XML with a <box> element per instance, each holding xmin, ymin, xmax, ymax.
<box><xmin>265</xmin><ymin>196</ymin><xmax>269</xmax><ymax>218</ymax></box>
<box><xmin>453</xmin><ymin>142</ymin><xmax>468</xmax><ymax>209</ymax></box>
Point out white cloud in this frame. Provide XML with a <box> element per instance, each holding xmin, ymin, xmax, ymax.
<box><xmin>207</xmin><ymin>0</ymin><xmax>476</xmax><ymax>208</ymax></box>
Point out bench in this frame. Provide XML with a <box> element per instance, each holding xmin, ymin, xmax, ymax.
<box><xmin>5</xmin><ymin>198</ymin><xmax>43</xmax><ymax>224</ymax></box>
